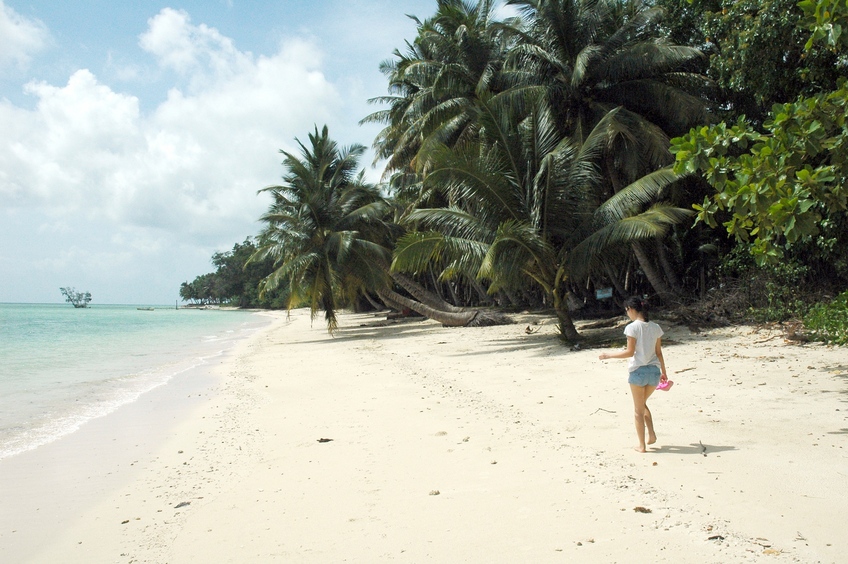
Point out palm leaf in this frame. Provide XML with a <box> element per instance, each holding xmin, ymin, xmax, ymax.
<box><xmin>567</xmin><ymin>203</ymin><xmax>694</xmax><ymax>278</ymax></box>
<box><xmin>594</xmin><ymin>167</ymin><xmax>682</xmax><ymax>223</ymax></box>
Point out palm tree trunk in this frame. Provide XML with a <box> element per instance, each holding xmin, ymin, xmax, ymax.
<box><xmin>428</xmin><ymin>269</ymin><xmax>447</xmax><ymax>302</ymax></box>
<box><xmin>552</xmin><ymin>287</ymin><xmax>580</xmax><ymax>341</ymax></box>
<box><xmin>376</xmin><ymin>288</ymin><xmax>478</xmax><ymax>327</ymax></box>
<box><xmin>375</xmin><ymin>289</ymin><xmax>405</xmax><ymax>312</ymax></box>
<box><xmin>502</xmin><ymin>288</ymin><xmax>520</xmax><ymax>307</ymax></box>
<box><xmin>654</xmin><ymin>238</ymin><xmax>684</xmax><ymax>294</ymax></box>
<box><xmin>603</xmin><ymin>263</ymin><xmax>628</xmax><ymax>299</ymax></box>
<box><xmin>469</xmin><ymin>277</ymin><xmax>493</xmax><ymax>305</ymax></box>
<box><xmin>390</xmin><ymin>271</ymin><xmax>467</xmax><ymax>313</ymax></box>
<box><xmin>364</xmin><ymin>292</ymin><xmax>386</xmax><ymax>311</ymax></box>
<box><xmin>446</xmin><ymin>280</ymin><xmax>462</xmax><ymax>307</ymax></box>
<box><xmin>632</xmin><ymin>242</ymin><xmax>678</xmax><ymax>304</ymax></box>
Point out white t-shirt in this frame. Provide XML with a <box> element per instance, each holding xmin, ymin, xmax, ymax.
<box><xmin>624</xmin><ymin>320</ymin><xmax>664</xmax><ymax>372</ymax></box>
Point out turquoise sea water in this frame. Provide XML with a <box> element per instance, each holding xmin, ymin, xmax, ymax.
<box><xmin>0</xmin><ymin>303</ymin><xmax>270</xmax><ymax>460</ymax></box>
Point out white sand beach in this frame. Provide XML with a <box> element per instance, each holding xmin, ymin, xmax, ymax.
<box><xmin>3</xmin><ymin>309</ymin><xmax>847</xmax><ymax>563</ymax></box>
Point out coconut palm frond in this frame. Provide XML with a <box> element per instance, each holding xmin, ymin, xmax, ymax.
<box><xmin>567</xmin><ymin>203</ymin><xmax>694</xmax><ymax>278</ymax></box>
<box><xmin>437</xmin><ymin>237</ymin><xmax>490</xmax><ymax>279</ymax></box>
<box><xmin>392</xmin><ymin>231</ymin><xmax>449</xmax><ymax>275</ymax></box>
<box><xmin>481</xmin><ymin>219</ymin><xmax>556</xmax><ymax>292</ymax></box>
<box><xmin>406</xmin><ymin>206</ymin><xmax>494</xmax><ymax>241</ymax></box>
<box><xmin>425</xmin><ymin>142</ymin><xmax>523</xmax><ymax>223</ymax></box>
<box><xmin>595</xmin><ymin>167</ymin><xmax>683</xmax><ymax>223</ymax></box>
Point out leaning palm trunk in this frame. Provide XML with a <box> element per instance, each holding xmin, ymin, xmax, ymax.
<box><xmin>632</xmin><ymin>242</ymin><xmax>679</xmax><ymax>304</ymax></box>
<box><xmin>603</xmin><ymin>263</ymin><xmax>628</xmax><ymax>299</ymax></box>
<box><xmin>375</xmin><ymin>288</ymin><xmax>409</xmax><ymax>313</ymax></box>
<box><xmin>390</xmin><ymin>272</ymin><xmax>468</xmax><ymax>313</ymax></box>
<box><xmin>552</xmin><ymin>286</ymin><xmax>580</xmax><ymax>342</ymax></box>
<box><xmin>654</xmin><ymin>238</ymin><xmax>684</xmax><ymax>295</ymax></box>
<box><xmin>469</xmin><ymin>277</ymin><xmax>493</xmax><ymax>305</ymax></box>
<box><xmin>363</xmin><ymin>292</ymin><xmax>386</xmax><ymax>311</ymax></box>
<box><xmin>376</xmin><ymin>288</ymin><xmax>479</xmax><ymax>326</ymax></box>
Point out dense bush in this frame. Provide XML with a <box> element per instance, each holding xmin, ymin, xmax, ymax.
<box><xmin>712</xmin><ymin>245</ymin><xmax>819</xmax><ymax>322</ymax></box>
<box><xmin>805</xmin><ymin>290</ymin><xmax>848</xmax><ymax>345</ymax></box>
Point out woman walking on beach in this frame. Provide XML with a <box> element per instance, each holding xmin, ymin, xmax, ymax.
<box><xmin>599</xmin><ymin>297</ymin><xmax>668</xmax><ymax>452</ymax></box>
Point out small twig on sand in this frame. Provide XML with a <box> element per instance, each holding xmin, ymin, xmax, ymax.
<box><xmin>590</xmin><ymin>408</ymin><xmax>617</xmax><ymax>415</ymax></box>
<box><xmin>700</xmin><ymin>440</ymin><xmax>707</xmax><ymax>456</ymax></box>
<box><xmin>675</xmin><ymin>367</ymin><xmax>695</xmax><ymax>373</ymax></box>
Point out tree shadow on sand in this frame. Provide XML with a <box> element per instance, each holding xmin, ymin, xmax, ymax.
<box><xmin>651</xmin><ymin>443</ymin><xmax>737</xmax><ymax>456</ymax></box>
<box><xmin>334</xmin><ymin>321</ymin><xmax>436</xmax><ymax>341</ymax></box>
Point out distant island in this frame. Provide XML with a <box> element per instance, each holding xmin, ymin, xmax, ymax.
<box><xmin>60</xmin><ymin>287</ymin><xmax>92</xmax><ymax>308</ymax></box>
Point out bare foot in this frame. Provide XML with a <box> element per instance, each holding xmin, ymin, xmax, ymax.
<box><xmin>647</xmin><ymin>434</ymin><xmax>657</xmax><ymax>445</ymax></box>
<box><xmin>634</xmin><ymin>446</ymin><xmax>647</xmax><ymax>453</ymax></box>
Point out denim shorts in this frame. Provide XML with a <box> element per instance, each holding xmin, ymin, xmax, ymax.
<box><xmin>628</xmin><ymin>365</ymin><xmax>661</xmax><ymax>387</ymax></box>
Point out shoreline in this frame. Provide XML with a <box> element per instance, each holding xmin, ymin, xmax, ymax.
<box><xmin>0</xmin><ymin>304</ymin><xmax>274</xmax><ymax>462</ymax></box>
<box><xmin>5</xmin><ymin>309</ymin><xmax>847</xmax><ymax>563</ymax></box>
<box><xmin>0</xmin><ymin>311</ymin><xmax>286</xmax><ymax>563</ymax></box>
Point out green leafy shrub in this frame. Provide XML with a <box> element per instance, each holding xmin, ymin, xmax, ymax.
<box><xmin>714</xmin><ymin>246</ymin><xmax>813</xmax><ymax>322</ymax></box>
<box><xmin>671</xmin><ymin>82</ymin><xmax>848</xmax><ymax>266</ymax></box>
<box><xmin>804</xmin><ymin>290</ymin><xmax>848</xmax><ymax>345</ymax></box>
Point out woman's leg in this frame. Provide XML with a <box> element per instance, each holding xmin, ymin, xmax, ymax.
<box><xmin>630</xmin><ymin>384</ymin><xmax>658</xmax><ymax>452</ymax></box>
<box><xmin>644</xmin><ymin>406</ymin><xmax>656</xmax><ymax>445</ymax></box>
<box><xmin>644</xmin><ymin>384</ymin><xmax>657</xmax><ymax>445</ymax></box>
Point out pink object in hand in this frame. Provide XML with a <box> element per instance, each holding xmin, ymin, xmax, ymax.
<box><xmin>657</xmin><ymin>379</ymin><xmax>673</xmax><ymax>391</ymax></box>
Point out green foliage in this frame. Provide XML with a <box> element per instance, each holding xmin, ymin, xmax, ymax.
<box><xmin>800</xmin><ymin>0</ymin><xmax>848</xmax><ymax>48</ymax></box>
<box><xmin>507</xmin><ymin>0</ymin><xmax>710</xmax><ymax>139</ymax></box>
<box><xmin>703</xmin><ymin>0</ymin><xmax>842</xmax><ymax>120</ymax></box>
<box><xmin>250</xmin><ymin>125</ymin><xmax>393</xmax><ymax>331</ymax></box>
<box><xmin>179</xmin><ymin>274</ymin><xmax>219</xmax><ymax>305</ymax></box>
<box><xmin>804</xmin><ymin>290</ymin><xmax>848</xmax><ymax>345</ymax></box>
<box><xmin>650</xmin><ymin>0</ymin><xmax>719</xmax><ymax>46</ymax></box>
<box><xmin>211</xmin><ymin>239</ymin><xmax>282</xmax><ymax>307</ymax></box>
<box><xmin>384</xmin><ymin>0</ymin><xmax>705</xmax><ymax>315</ymax></box>
<box><xmin>749</xmin><ymin>266</ymin><xmax>812</xmax><ymax>323</ymax></box>
<box><xmin>713</xmin><ymin>245</ymin><xmax>814</xmax><ymax>322</ymax></box>
<box><xmin>60</xmin><ymin>287</ymin><xmax>92</xmax><ymax>308</ymax></box>
<box><xmin>671</xmin><ymin>82</ymin><xmax>848</xmax><ymax>264</ymax></box>
<box><xmin>180</xmin><ymin>239</ymin><xmax>282</xmax><ymax>307</ymax></box>
<box><xmin>654</xmin><ymin>0</ymin><xmax>843</xmax><ymax>125</ymax></box>
<box><xmin>189</xmin><ymin>0</ymin><xmax>848</xmax><ymax>324</ymax></box>
<box><xmin>362</xmin><ymin>0</ymin><xmax>510</xmax><ymax>173</ymax></box>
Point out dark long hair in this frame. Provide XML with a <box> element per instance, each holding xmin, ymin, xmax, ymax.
<box><xmin>624</xmin><ymin>296</ymin><xmax>649</xmax><ymax>321</ymax></box>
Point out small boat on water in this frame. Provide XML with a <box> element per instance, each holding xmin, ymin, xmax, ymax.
<box><xmin>137</xmin><ymin>307</ymin><xmax>154</xmax><ymax>311</ymax></box>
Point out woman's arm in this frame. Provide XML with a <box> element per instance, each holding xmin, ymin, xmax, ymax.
<box><xmin>655</xmin><ymin>337</ymin><xmax>668</xmax><ymax>380</ymax></box>
<box><xmin>598</xmin><ymin>336</ymin><xmax>636</xmax><ymax>360</ymax></box>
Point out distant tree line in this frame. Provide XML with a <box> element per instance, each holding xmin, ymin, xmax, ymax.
<box><xmin>183</xmin><ymin>0</ymin><xmax>848</xmax><ymax>341</ymax></box>
<box><xmin>179</xmin><ymin>238</ymin><xmax>283</xmax><ymax>307</ymax></box>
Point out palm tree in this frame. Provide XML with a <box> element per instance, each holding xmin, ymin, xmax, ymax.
<box><xmin>503</xmin><ymin>0</ymin><xmax>710</xmax><ymax>142</ymax></box>
<box><xmin>250</xmin><ymin>126</ymin><xmax>503</xmax><ymax>330</ymax></box>
<box><xmin>391</xmin><ymin>95</ymin><xmax>689</xmax><ymax>340</ymax></box>
<box><xmin>360</xmin><ymin>0</ymin><xmax>712</xmax><ymax>320</ymax></box>
<box><xmin>362</xmin><ymin>0</ymin><xmax>512</xmax><ymax>175</ymax></box>
<box><xmin>497</xmin><ymin>0</ymin><xmax>711</xmax><ymax>301</ymax></box>
<box><xmin>249</xmin><ymin>126</ymin><xmax>393</xmax><ymax>330</ymax></box>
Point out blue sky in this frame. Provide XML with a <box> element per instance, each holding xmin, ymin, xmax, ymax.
<box><xmin>0</xmin><ymin>0</ymin><xmax>445</xmax><ymax>304</ymax></box>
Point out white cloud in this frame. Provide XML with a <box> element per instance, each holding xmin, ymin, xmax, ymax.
<box><xmin>0</xmin><ymin>5</ymin><xmax>405</xmax><ymax>303</ymax></box>
<box><xmin>0</xmin><ymin>9</ymin><xmax>341</xmax><ymax>247</ymax></box>
<box><xmin>139</xmin><ymin>7</ymin><xmax>248</xmax><ymax>83</ymax></box>
<box><xmin>0</xmin><ymin>0</ymin><xmax>50</xmax><ymax>69</ymax></box>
